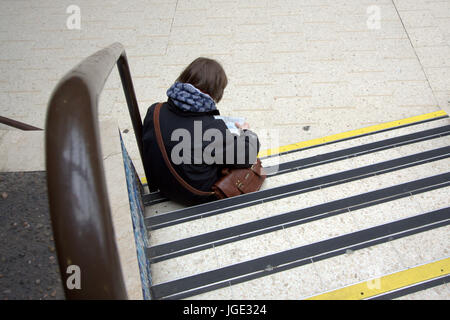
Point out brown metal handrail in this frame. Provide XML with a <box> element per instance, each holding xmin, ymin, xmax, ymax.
<box><xmin>45</xmin><ymin>42</ymin><xmax>145</xmax><ymax>299</ymax></box>
<box><xmin>0</xmin><ymin>115</ymin><xmax>42</xmax><ymax>130</ymax></box>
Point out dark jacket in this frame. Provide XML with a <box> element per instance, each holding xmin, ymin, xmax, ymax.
<box><xmin>142</xmin><ymin>99</ymin><xmax>260</xmax><ymax>205</ymax></box>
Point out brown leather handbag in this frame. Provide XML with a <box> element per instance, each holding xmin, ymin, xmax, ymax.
<box><xmin>211</xmin><ymin>158</ymin><xmax>265</xmax><ymax>199</ymax></box>
<box><xmin>153</xmin><ymin>103</ymin><xmax>266</xmax><ymax>200</ymax></box>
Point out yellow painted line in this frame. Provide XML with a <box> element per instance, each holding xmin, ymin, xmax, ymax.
<box><xmin>258</xmin><ymin>110</ymin><xmax>448</xmax><ymax>158</ymax></box>
<box><xmin>307</xmin><ymin>257</ymin><xmax>450</xmax><ymax>300</ymax></box>
<box><xmin>139</xmin><ymin>110</ymin><xmax>447</xmax><ymax>184</ymax></box>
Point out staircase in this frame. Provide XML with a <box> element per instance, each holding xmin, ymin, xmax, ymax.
<box><xmin>7</xmin><ymin>42</ymin><xmax>445</xmax><ymax>300</ymax></box>
<box><xmin>143</xmin><ymin>110</ymin><xmax>450</xmax><ymax>300</ymax></box>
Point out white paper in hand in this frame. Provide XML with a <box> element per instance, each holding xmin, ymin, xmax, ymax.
<box><xmin>214</xmin><ymin>116</ymin><xmax>245</xmax><ymax>135</ymax></box>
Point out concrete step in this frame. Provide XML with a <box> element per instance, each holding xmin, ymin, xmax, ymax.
<box><xmin>144</xmin><ymin>115</ymin><xmax>450</xmax><ymax>216</ymax></box>
<box><xmin>144</xmin><ymin>112</ymin><xmax>450</xmax><ymax>300</ymax></box>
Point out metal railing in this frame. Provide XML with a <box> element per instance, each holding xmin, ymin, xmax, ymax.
<box><xmin>0</xmin><ymin>115</ymin><xmax>42</xmax><ymax>130</ymax></box>
<box><xmin>46</xmin><ymin>42</ymin><xmax>145</xmax><ymax>299</ymax></box>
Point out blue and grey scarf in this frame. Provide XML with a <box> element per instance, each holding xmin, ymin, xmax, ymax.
<box><xmin>166</xmin><ymin>82</ymin><xmax>217</xmax><ymax>113</ymax></box>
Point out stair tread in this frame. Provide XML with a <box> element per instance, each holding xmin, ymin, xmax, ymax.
<box><xmin>150</xmin><ymin>209</ymin><xmax>449</xmax><ymax>299</ymax></box>
<box><xmin>144</xmin><ymin>116</ymin><xmax>450</xmax><ymax>300</ymax></box>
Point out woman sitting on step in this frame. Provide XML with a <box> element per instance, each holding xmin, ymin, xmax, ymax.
<box><xmin>142</xmin><ymin>57</ymin><xmax>260</xmax><ymax>205</ymax></box>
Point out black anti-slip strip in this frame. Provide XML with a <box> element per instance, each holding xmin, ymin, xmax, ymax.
<box><xmin>151</xmin><ymin>207</ymin><xmax>450</xmax><ymax>300</ymax></box>
<box><xmin>142</xmin><ymin>124</ymin><xmax>450</xmax><ymax>206</ymax></box>
<box><xmin>167</xmin><ymin>219</ymin><xmax>450</xmax><ymax>300</ymax></box>
<box><xmin>142</xmin><ymin>192</ymin><xmax>167</xmax><ymax>206</ymax></box>
<box><xmin>368</xmin><ymin>274</ymin><xmax>450</xmax><ymax>300</ymax></box>
<box><xmin>146</xmin><ymin>146</ymin><xmax>450</xmax><ymax>230</ymax></box>
<box><xmin>147</xmin><ymin>174</ymin><xmax>450</xmax><ymax>263</ymax></box>
<box><xmin>140</xmin><ymin>115</ymin><xmax>449</xmax><ymax>184</ymax></box>
<box><xmin>265</xmin><ymin>125</ymin><xmax>450</xmax><ymax>176</ymax></box>
<box><xmin>260</xmin><ymin>115</ymin><xmax>449</xmax><ymax>160</ymax></box>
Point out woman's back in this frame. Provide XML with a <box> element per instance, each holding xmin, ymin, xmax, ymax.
<box><xmin>143</xmin><ymin>99</ymin><xmax>221</xmax><ymax>204</ymax></box>
<box><xmin>141</xmin><ymin>59</ymin><xmax>260</xmax><ymax>205</ymax></box>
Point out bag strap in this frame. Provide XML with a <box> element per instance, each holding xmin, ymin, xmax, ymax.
<box><xmin>153</xmin><ymin>103</ymin><xmax>215</xmax><ymax>197</ymax></box>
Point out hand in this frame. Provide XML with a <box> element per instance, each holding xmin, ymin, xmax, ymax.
<box><xmin>235</xmin><ymin>122</ymin><xmax>250</xmax><ymax>130</ymax></box>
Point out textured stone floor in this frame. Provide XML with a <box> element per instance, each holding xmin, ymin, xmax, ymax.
<box><xmin>1</xmin><ymin>0</ymin><xmax>449</xmax><ymax>177</ymax></box>
<box><xmin>0</xmin><ymin>0</ymin><xmax>449</xmax><ymax>300</ymax></box>
<box><xmin>0</xmin><ymin>172</ymin><xmax>64</xmax><ymax>300</ymax></box>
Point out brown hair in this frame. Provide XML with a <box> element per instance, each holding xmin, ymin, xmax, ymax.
<box><xmin>177</xmin><ymin>57</ymin><xmax>228</xmax><ymax>103</ymax></box>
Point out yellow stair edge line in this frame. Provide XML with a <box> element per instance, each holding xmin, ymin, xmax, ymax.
<box><xmin>306</xmin><ymin>257</ymin><xmax>450</xmax><ymax>300</ymax></box>
<box><xmin>258</xmin><ymin>110</ymin><xmax>448</xmax><ymax>158</ymax></box>
<box><xmin>140</xmin><ymin>110</ymin><xmax>447</xmax><ymax>184</ymax></box>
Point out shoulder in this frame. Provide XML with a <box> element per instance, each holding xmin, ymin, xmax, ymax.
<box><xmin>143</xmin><ymin>102</ymin><xmax>164</xmax><ymax>128</ymax></box>
<box><xmin>145</xmin><ymin>102</ymin><xmax>158</xmax><ymax>114</ymax></box>
<box><xmin>145</xmin><ymin>102</ymin><xmax>166</xmax><ymax>117</ymax></box>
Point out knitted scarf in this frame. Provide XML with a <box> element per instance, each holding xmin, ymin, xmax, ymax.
<box><xmin>166</xmin><ymin>82</ymin><xmax>217</xmax><ymax>113</ymax></box>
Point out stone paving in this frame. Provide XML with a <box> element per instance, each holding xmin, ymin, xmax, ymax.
<box><xmin>1</xmin><ymin>0</ymin><xmax>449</xmax><ymax>175</ymax></box>
<box><xmin>0</xmin><ymin>171</ymin><xmax>64</xmax><ymax>300</ymax></box>
<box><xmin>0</xmin><ymin>0</ymin><xmax>449</xmax><ymax>300</ymax></box>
